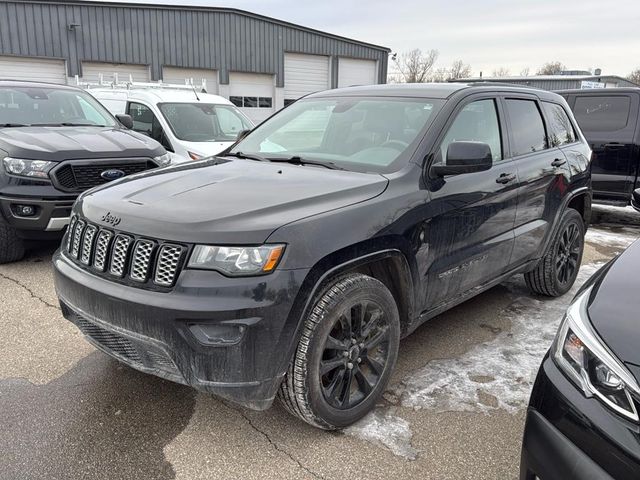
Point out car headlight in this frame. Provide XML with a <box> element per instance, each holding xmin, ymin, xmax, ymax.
<box><xmin>153</xmin><ymin>152</ymin><xmax>172</xmax><ymax>167</ymax></box>
<box><xmin>2</xmin><ymin>157</ymin><xmax>54</xmax><ymax>178</ymax></box>
<box><xmin>187</xmin><ymin>244</ymin><xmax>285</xmax><ymax>276</ymax></box>
<box><xmin>553</xmin><ymin>287</ymin><xmax>640</xmax><ymax>421</ymax></box>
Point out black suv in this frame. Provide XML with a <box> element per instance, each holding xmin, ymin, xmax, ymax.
<box><xmin>0</xmin><ymin>80</ymin><xmax>170</xmax><ymax>263</ymax></box>
<box><xmin>54</xmin><ymin>83</ymin><xmax>592</xmax><ymax>429</ymax></box>
<box><xmin>558</xmin><ymin>88</ymin><xmax>640</xmax><ymax>207</ymax></box>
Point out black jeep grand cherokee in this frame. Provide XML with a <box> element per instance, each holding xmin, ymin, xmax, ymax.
<box><xmin>0</xmin><ymin>80</ymin><xmax>170</xmax><ymax>263</ymax></box>
<box><xmin>54</xmin><ymin>83</ymin><xmax>592</xmax><ymax>429</ymax></box>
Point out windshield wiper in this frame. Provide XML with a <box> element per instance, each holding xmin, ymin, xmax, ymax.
<box><xmin>267</xmin><ymin>156</ymin><xmax>345</xmax><ymax>170</ymax></box>
<box><xmin>30</xmin><ymin>122</ymin><xmax>107</xmax><ymax>127</ymax></box>
<box><xmin>0</xmin><ymin>123</ymin><xmax>28</xmax><ymax>127</ymax></box>
<box><xmin>226</xmin><ymin>151</ymin><xmax>271</xmax><ymax>162</ymax></box>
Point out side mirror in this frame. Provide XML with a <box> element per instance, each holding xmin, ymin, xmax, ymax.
<box><xmin>236</xmin><ymin>129</ymin><xmax>251</xmax><ymax>142</ymax></box>
<box><xmin>431</xmin><ymin>141</ymin><xmax>493</xmax><ymax>177</ymax></box>
<box><xmin>116</xmin><ymin>114</ymin><xmax>133</xmax><ymax>129</ymax></box>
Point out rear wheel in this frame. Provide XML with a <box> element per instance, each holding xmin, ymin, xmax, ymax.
<box><xmin>525</xmin><ymin>208</ymin><xmax>584</xmax><ymax>297</ymax></box>
<box><xmin>0</xmin><ymin>219</ymin><xmax>25</xmax><ymax>264</ymax></box>
<box><xmin>278</xmin><ymin>273</ymin><xmax>400</xmax><ymax>429</ymax></box>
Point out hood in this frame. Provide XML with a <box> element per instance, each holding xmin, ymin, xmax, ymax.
<box><xmin>77</xmin><ymin>158</ymin><xmax>388</xmax><ymax>244</ymax></box>
<box><xmin>0</xmin><ymin>126</ymin><xmax>165</xmax><ymax>160</ymax></box>
<box><xmin>588</xmin><ymin>239</ymin><xmax>640</xmax><ymax>369</ymax></box>
<box><xmin>179</xmin><ymin>140</ymin><xmax>234</xmax><ymax>158</ymax></box>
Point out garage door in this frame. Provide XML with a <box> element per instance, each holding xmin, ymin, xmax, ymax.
<box><xmin>81</xmin><ymin>62</ymin><xmax>150</xmax><ymax>83</ymax></box>
<box><xmin>0</xmin><ymin>56</ymin><xmax>66</xmax><ymax>84</ymax></box>
<box><xmin>284</xmin><ymin>53</ymin><xmax>330</xmax><ymax>104</ymax></box>
<box><xmin>338</xmin><ymin>58</ymin><xmax>377</xmax><ymax>88</ymax></box>
<box><xmin>228</xmin><ymin>72</ymin><xmax>275</xmax><ymax>123</ymax></box>
<box><xmin>162</xmin><ymin>66</ymin><xmax>219</xmax><ymax>94</ymax></box>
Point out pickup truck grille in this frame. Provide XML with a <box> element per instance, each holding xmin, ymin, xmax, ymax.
<box><xmin>51</xmin><ymin>159</ymin><xmax>157</xmax><ymax>192</ymax></box>
<box><xmin>65</xmin><ymin>215</ymin><xmax>187</xmax><ymax>289</ymax></box>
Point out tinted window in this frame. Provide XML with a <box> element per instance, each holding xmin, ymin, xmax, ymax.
<box><xmin>505</xmin><ymin>99</ymin><xmax>547</xmax><ymax>156</ymax></box>
<box><xmin>542</xmin><ymin>102</ymin><xmax>576</xmax><ymax>146</ymax></box>
<box><xmin>440</xmin><ymin>99</ymin><xmax>502</xmax><ymax>162</ymax></box>
<box><xmin>573</xmin><ymin>96</ymin><xmax>630</xmax><ymax>132</ymax></box>
<box><xmin>128</xmin><ymin>102</ymin><xmax>155</xmax><ymax>135</ymax></box>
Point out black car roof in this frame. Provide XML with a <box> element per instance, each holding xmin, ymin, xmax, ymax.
<box><xmin>307</xmin><ymin>82</ymin><xmax>564</xmax><ymax>102</ymax></box>
<box><xmin>0</xmin><ymin>79</ymin><xmax>81</xmax><ymax>91</ymax></box>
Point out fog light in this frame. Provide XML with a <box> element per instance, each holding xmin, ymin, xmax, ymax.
<box><xmin>14</xmin><ymin>204</ymin><xmax>36</xmax><ymax>217</ymax></box>
<box><xmin>189</xmin><ymin>323</ymin><xmax>247</xmax><ymax>346</ymax></box>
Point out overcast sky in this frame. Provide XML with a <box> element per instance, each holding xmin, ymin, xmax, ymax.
<box><xmin>92</xmin><ymin>0</ymin><xmax>640</xmax><ymax>77</ymax></box>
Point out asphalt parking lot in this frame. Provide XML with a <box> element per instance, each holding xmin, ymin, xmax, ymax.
<box><xmin>1</xmin><ymin>205</ymin><xmax>638</xmax><ymax>480</ymax></box>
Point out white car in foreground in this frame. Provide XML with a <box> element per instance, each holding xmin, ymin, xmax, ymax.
<box><xmin>89</xmin><ymin>87</ymin><xmax>254</xmax><ymax>162</ymax></box>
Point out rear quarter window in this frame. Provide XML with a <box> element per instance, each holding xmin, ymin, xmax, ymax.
<box><xmin>542</xmin><ymin>102</ymin><xmax>577</xmax><ymax>146</ymax></box>
<box><xmin>573</xmin><ymin>96</ymin><xmax>630</xmax><ymax>132</ymax></box>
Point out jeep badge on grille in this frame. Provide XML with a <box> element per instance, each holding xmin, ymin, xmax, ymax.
<box><xmin>101</xmin><ymin>212</ymin><xmax>122</xmax><ymax>227</ymax></box>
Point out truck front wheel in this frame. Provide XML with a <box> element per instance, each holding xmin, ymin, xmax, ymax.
<box><xmin>0</xmin><ymin>219</ymin><xmax>25</xmax><ymax>264</ymax></box>
<box><xmin>278</xmin><ymin>273</ymin><xmax>400</xmax><ymax>429</ymax></box>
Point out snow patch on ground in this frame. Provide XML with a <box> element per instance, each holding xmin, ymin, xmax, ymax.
<box><xmin>345</xmin><ymin>410</ymin><xmax>418</xmax><ymax>460</ymax></box>
<box><xmin>586</xmin><ymin>227</ymin><xmax>638</xmax><ymax>249</ymax></box>
<box><xmin>395</xmin><ymin>263</ymin><xmax>601</xmax><ymax>414</ymax></box>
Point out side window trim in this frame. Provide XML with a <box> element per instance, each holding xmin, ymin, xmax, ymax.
<box><xmin>432</xmin><ymin>94</ymin><xmax>506</xmax><ymax>166</ymax></box>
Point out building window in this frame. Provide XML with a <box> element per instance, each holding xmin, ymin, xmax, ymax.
<box><xmin>284</xmin><ymin>99</ymin><xmax>297</xmax><ymax>107</ymax></box>
<box><xmin>230</xmin><ymin>96</ymin><xmax>243</xmax><ymax>107</ymax></box>
<box><xmin>229</xmin><ymin>96</ymin><xmax>273</xmax><ymax>108</ymax></box>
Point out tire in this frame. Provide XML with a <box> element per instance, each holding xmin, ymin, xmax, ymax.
<box><xmin>278</xmin><ymin>273</ymin><xmax>400</xmax><ymax>430</ymax></box>
<box><xmin>525</xmin><ymin>208</ymin><xmax>585</xmax><ymax>297</ymax></box>
<box><xmin>0</xmin><ymin>218</ymin><xmax>25</xmax><ymax>264</ymax></box>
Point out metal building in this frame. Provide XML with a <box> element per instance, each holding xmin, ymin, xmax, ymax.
<box><xmin>453</xmin><ymin>74</ymin><xmax>639</xmax><ymax>91</ymax></box>
<box><xmin>0</xmin><ymin>0</ymin><xmax>390</xmax><ymax>121</ymax></box>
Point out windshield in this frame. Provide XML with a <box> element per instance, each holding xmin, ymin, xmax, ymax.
<box><xmin>158</xmin><ymin>103</ymin><xmax>252</xmax><ymax>142</ymax></box>
<box><xmin>230</xmin><ymin>96</ymin><xmax>444</xmax><ymax>173</ymax></box>
<box><xmin>0</xmin><ymin>86</ymin><xmax>116</xmax><ymax>127</ymax></box>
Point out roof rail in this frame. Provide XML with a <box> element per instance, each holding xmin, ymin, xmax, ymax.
<box><xmin>75</xmin><ymin>74</ymin><xmax>208</xmax><ymax>93</ymax></box>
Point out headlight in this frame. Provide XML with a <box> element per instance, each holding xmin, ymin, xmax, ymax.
<box><xmin>2</xmin><ymin>157</ymin><xmax>54</xmax><ymax>178</ymax></box>
<box><xmin>553</xmin><ymin>287</ymin><xmax>640</xmax><ymax>421</ymax></box>
<box><xmin>187</xmin><ymin>244</ymin><xmax>285</xmax><ymax>276</ymax></box>
<box><xmin>153</xmin><ymin>152</ymin><xmax>172</xmax><ymax>167</ymax></box>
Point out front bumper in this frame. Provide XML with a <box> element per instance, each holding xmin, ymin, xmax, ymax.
<box><xmin>520</xmin><ymin>355</ymin><xmax>640</xmax><ymax>479</ymax></box>
<box><xmin>54</xmin><ymin>249</ymin><xmax>310</xmax><ymax>410</ymax></box>
<box><xmin>0</xmin><ymin>194</ymin><xmax>74</xmax><ymax>235</ymax></box>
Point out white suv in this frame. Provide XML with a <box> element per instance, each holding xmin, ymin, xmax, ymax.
<box><xmin>89</xmin><ymin>87</ymin><xmax>254</xmax><ymax>162</ymax></box>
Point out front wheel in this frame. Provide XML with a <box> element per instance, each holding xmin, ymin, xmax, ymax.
<box><xmin>278</xmin><ymin>273</ymin><xmax>400</xmax><ymax>429</ymax></box>
<box><xmin>0</xmin><ymin>219</ymin><xmax>25</xmax><ymax>264</ymax></box>
<box><xmin>525</xmin><ymin>208</ymin><xmax>585</xmax><ymax>297</ymax></box>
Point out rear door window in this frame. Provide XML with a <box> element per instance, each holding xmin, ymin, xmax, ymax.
<box><xmin>542</xmin><ymin>102</ymin><xmax>577</xmax><ymax>146</ymax></box>
<box><xmin>573</xmin><ymin>96</ymin><xmax>631</xmax><ymax>132</ymax></box>
<box><xmin>505</xmin><ymin>99</ymin><xmax>547</xmax><ymax>156</ymax></box>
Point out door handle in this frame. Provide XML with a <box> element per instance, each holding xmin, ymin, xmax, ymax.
<box><xmin>496</xmin><ymin>173</ymin><xmax>516</xmax><ymax>184</ymax></box>
<box><xmin>551</xmin><ymin>158</ymin><xmax>566</xmax><ymax>167</ymax></box>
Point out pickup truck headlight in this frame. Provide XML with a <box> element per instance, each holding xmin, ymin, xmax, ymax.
<box><xmin>187</xmin><ymin>244</ymin><xmax>285</xmax><ymax>276</ymax></box>
<box><xmin>2</xmin><ymin>157</ymin><xmax>54</xmax><ymax>178</ymax></box>
<box><xmin>553</xmin><ymin>287</ymin><xmax>640</xmax><ymax>421</ymax></box>
<box><xmin>153</xmin><ymin>152</ymin><xmax>172</xmax><ymax>167</ymax></box>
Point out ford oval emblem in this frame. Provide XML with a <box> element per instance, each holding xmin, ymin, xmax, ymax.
<box><xmin>100</xmin><ymin>169</ymin><xmax>126</xmax><ymax>181</ymax></box>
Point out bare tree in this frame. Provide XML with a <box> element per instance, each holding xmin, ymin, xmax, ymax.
<box><xmin>393</xmin><ymin>48</ymin><xmax>439</xmax><ymax>83</ymax></box>
<box><xmin>520</xmin><ymin>67</ymin><xmax>530</xmax><ymax>77</ymax></box>
<box><xmin>430</xmin><ymin>67</ymin><xmax>449</xmax><ymax>83</ymax></box>
<box><xmin>628</xmin><ymin>68</ymin><xmax>640</xmax><ymax>85</ymax></box>
<box><xmin>448</xmin><ymin>60</ymin><xmax>472</xmax><ymax>80</ymax></box>
<box><xmin>492</xmin><ymin>67</ymin><xmax>511</xmax><ymax>77</ymax></box>
<box><xmin>537</xmin><ymin>61</ymin><xmax>566</xmax><ymax>75</ymax></box>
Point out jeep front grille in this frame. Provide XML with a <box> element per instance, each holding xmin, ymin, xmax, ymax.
<box><xmin>64</xmin><ymin>215</ymin><xmax>186</xmax><ymax>288</ymax></box>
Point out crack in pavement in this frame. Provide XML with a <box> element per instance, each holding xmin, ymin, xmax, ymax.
<box><xmin>0</xmin><ymin>271</ymin><xmax>60</xmax><ymax>310</ymax></box>
<box><xmin>225</xmin><ymin>402</ymin><xmax>326</xmax><ymax>480</ymax></box>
